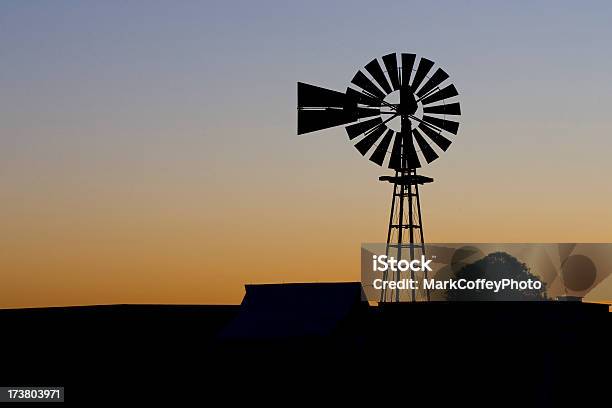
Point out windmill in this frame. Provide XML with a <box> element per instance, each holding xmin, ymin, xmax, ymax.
<box><xmin>297</xmin><ymin>52</ymin><xmax>462</xmax><ymax>302</ymax></box>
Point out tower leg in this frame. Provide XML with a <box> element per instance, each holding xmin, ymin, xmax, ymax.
<box><xmin>380</xmin><ymin>171</ymin><xmax>398</xmax><ymax>303</ymax></box>
<box><xmin>383</xmin><ymin>168</ymin><xmax>429</xmax><ymax>302</ymax></box>
<box><xmin>415</xmin><ymin>179</ymin><xmax>430</xmax><ymax>301</ymax></box>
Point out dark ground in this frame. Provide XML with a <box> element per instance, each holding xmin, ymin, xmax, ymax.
<box><xmin>0</xmin><ymin>301</ymin><xmax>609</xmax><ymax>406</ymax></box>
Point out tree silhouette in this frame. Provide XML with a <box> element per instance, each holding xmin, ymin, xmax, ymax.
<box><xmin>446</xmin><ymin>252</ymin><xmax>547</xmax><ymax>301</ymax></box>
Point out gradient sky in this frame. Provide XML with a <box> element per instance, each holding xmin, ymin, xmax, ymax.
<box><xmin>2</xmin><ymin>1</ymin><xmax>612</xmax><ymax>307</ymax></box>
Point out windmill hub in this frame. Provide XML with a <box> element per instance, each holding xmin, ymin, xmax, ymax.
<box><xmin>399</xmin><ymin>89</ymin><xmax>418</xmax><ymax>116</ymax></box>
<box><xmin>381</xmin><ymin>91</ymin><xmax>423</xmax><ymax>132</ymax></box>
<box><xmin>297</xmin><ymin>52</ymin><xmax>462</xmax><ymax>302</ymax></box>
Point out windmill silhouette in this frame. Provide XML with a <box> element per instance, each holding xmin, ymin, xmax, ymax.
<box><xmin>297</xmin><ymin>52</ymin><xmax>462</xmax><ymax>302</ymax></box>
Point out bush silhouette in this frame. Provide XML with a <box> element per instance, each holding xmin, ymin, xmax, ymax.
<box><xmin>446</xmin><ymin>252</ymin><xmax>547</xmax><ymax>301</ymax></box>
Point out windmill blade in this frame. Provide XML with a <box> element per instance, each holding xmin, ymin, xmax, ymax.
<box><xmin>382</xmin><ymin>53</ymin><xmax>400</xmax><ymax>91</ymax></box>
<box><xmin>345</xmin><ymin>87</ymin><xmax>381</xmax><ymax>107</ymax></box>
<box><xmin>351</xmin><ymin>70</ymin><xmax>385</xmax><ymax>100</ymax></box>
<box><xmin>410</xmin><ymin>58</ymin><xmax>434</xmax><ymax>92</ymax></box>
<box><xmin>416</xmin><ymin>68</ymin><xmax>449</xmax><ymax>97</ymax></box>
<box><xmin>345</xmin><ymin>117</ymin><xmax>383</xmax><ymax>140</ymax></box>
<box><xmin>369</xmin><ymin>129</ymin><xmax>394</xmax><ymax>166</ymax></box>
<box><xmin>412</xmin><ymin>128</ymin><xmax>439</xmax><ymax>163</ymax></box>
<box><xmin>421</xmin><ymin>84</ymin><xmax>459</xmax><ymax>105</ymax></box>
<box><xmin>422</xmin><ymin>115</ymin><xmax>460</xmax><ymax>134</ymax></box>
<box><xmin>354</xmin><ymin>125</ymin><xmax>386</xmax><ymax>156</ymax></box>
<box><xmin>402</xmin><ymin>131</ymin><xmax>421</xmax><ymax>169</ymax></box>
<box><xmin>400</xmin><ymin>53</ymin><xmax>416</xmax><ymax>88</ymax></box>
<box><xmin>365</xmin><ymin>58</ymin><xmax>392</xmax><ymax>94</ymax></box>
<box><xmin>388</xmin><ymin>131</ymin><xmax>403</xmax><ymax>170</ymax></box>
<box><xmin>423</xmin><ymin>102</ymin><xmax>461</xmax><ymax>115</ymax></box>
<box><xmin>418</xmin><ymin>122</ymin><xmax>452</xmax><ymax>151</ymax></box>
<box><xmin>298</xmin><ymin>82</ymin><xmax>346</xmax><ymax>108</ymax></box>
<box><xmin>298</xmin><ymin>109</ymin><xmax>353</xmax><ymax>135</ymax></box>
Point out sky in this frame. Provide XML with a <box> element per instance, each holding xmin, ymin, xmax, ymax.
<box><xmin>2</xmin><ymin>1</ymin><xmax>612</xmax><ymax>307</ymax></box>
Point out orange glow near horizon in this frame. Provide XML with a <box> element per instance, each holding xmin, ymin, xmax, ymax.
<box><xmin>3</xmin><ymin>163</ymin><xmax>612</xmax><ymax>308</ymax></box>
